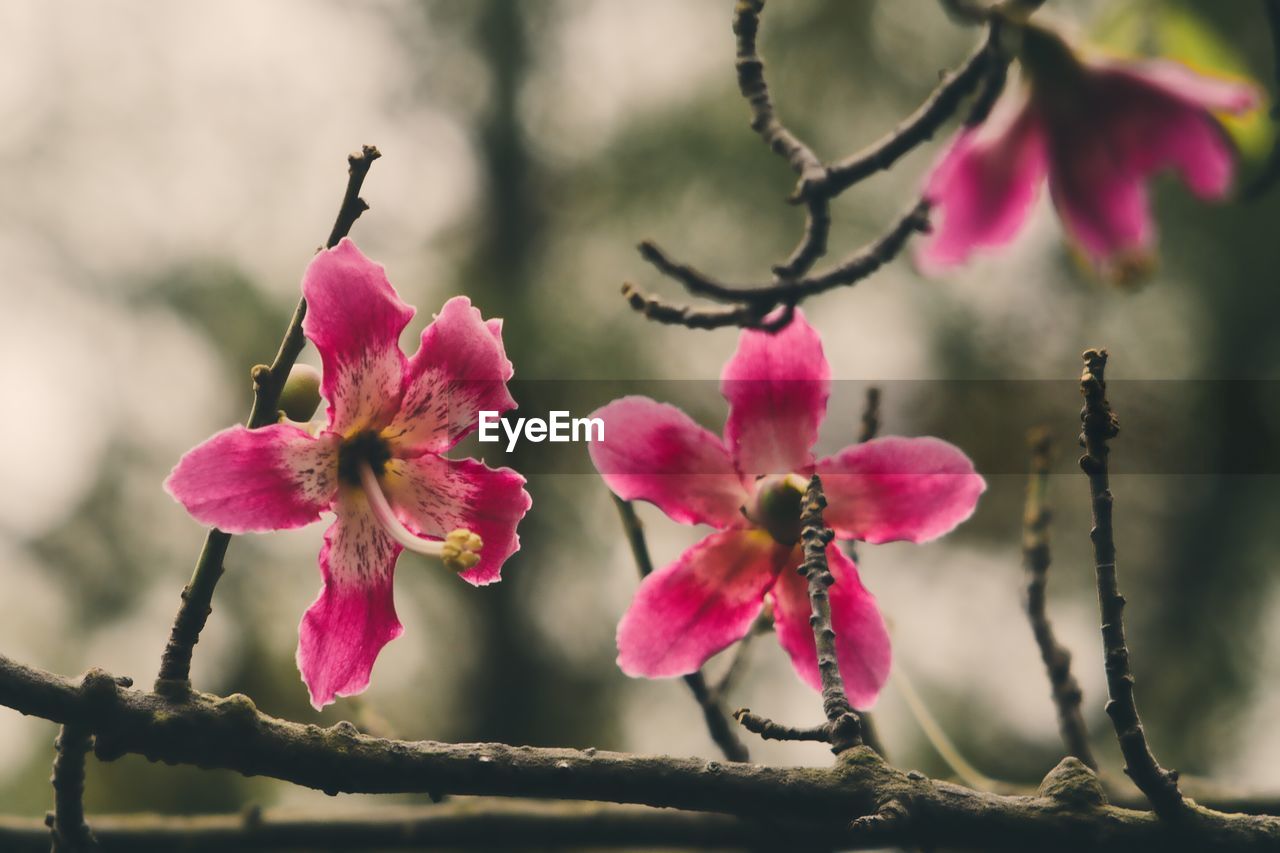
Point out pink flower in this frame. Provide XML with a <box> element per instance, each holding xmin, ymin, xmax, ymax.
<box><xmin>166</xmin><ymin>239</ymin><xmax>531</xmax><ymax>709</ymax></box>
<box><xmin>920</xmin><ymin>24</ymin><xmax>1258</xmax><ymax>279</ymax></box>
<box><xmin>588</xmin><ymin>313</ymin><xmax>985</xmax><ymax>708</ymax></box>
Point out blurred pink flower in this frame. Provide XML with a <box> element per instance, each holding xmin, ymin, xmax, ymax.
<box><xmin>589</xmin><ymin>312</ymin><xmax>985</xmax><ymax>707</ymax></box>
<box><xmin>167</xmin><ymin>238</ymin><xmax>531</xmax><ymax>709</ymax></box>
<box><xmin>920</xmin><ymin>24</ymin><xmax>1259</xmax><ymax>279</ymax></box>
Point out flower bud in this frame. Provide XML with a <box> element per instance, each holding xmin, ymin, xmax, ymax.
<box><xmin>279</xmin><ymin>364</ymin><xmax>323</xmax><ymax>422</ymax></box>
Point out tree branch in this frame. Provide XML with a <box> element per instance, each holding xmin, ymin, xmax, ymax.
<box><xmin>1079</xmin><ymin>349</ymin><xmax>1185</xmax><ymax>818</ymax></box>
<box><xmin>1022</xmin><ymin>427</ymin><xmax>1096</xmax><ymax>770</ymax></box>
<box><xmin>5</xmin><ymin>656</ymin><xmax>1280</xmax><ymax>851</ymax></box>
<box><xmin>5</xmin><ymin>802</ymin><xmax>841</xmax><ymax>852</ymax></box>
<box><xmin>610</xmin><ymin>496</ymin><xmax>751</xmax><ymax>763</ymax></box>
<box><xmin>154</xmin><ymin>145</ymin><xmax>381</xmax><ymax>691</ymax></box>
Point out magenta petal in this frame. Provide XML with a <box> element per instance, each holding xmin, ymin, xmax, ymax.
<box><xmin>382</xmin><ymin>454</ymin><xmax>531</xmax><ymax>586</ymax></box>
<box><xmin>1095</xmin><ymin>65</ymin><xmax>1249</xmax><ymax>200</ymax></box>
<box><xmin>919</xmin><ymin>95</ymin><xmax>1047</xmax><ymax>272</ymax></box>
<box><xmin>1047</xmin><ymin>142</ymin><xmax>1152</xmax><ymax>262</ymax></box>
<box><xmin>1046</xmin><ymin>64</ymin><xmax>1252</xmax><ymax>264</ymax></box>
<box><xmin>817</xmin><ymin>436</ymin><xmax>985</xmax><ymax>545</ymax></box>
<box><xmin>588</xmin><ymin>396</ymin><xmax>748</xmax><ymax>529</ymax></box>
<box><xmin>386</xmin><ymin>296</ymin><xmax>518</xmax><ymax>454</ymax></box>
<box><xmin>1112</xmin><ymin>59</ymin><xmax>1259</xmax><ymax>114</ymax></box>
<box><xmin>769</xmin><ymin>545</ymin><xmax>890</xmax><ymax>709</ymax></box>
<box><xmin>302</xmin><ymin>238</ymin><xmax>413</xmax><ymax>434</ymax></box>
<box><xmin>616</xmin><ymin>529</ymin><xmax>789</xmax><ymax>678</ymax></box>
<box><xmin>721</xmin><ymin>310</ymin><xmax>829</xmax><ymax>477</ymax></box>
<box><xmin>297</xmin><ymin>491</ymin><xmax>404</xmax><ymax>710</ymax></box>
<box><xmin>164</xmin><ymin>424</ymin><xmax>339</xmax><ymax>533</ymax></box>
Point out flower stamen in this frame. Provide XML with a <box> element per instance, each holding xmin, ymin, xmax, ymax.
<box><xmin>358</xmin><ymin>460</ymin><xmax>483</xmax><ymax>572</ymax></box>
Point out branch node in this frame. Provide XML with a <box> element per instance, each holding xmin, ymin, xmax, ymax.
<box><xmin>1037</xmin><ymin>757</ymin><xmax>1108</xmax><ymax>809</ymax></box>
<box><xmin>848</xmin><ymin>798</ymin><xmax>911</xmax><ymax>839</ymax></box>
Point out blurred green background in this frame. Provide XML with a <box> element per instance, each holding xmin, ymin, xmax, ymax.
<box><xmin>2</xmin><ymin>0</ymin><xmax>1280</xmax><ymax>824</ymax></box>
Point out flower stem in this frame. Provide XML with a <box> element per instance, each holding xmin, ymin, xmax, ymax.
<box><xmin>892</xmin><ymin>662</ymin><xmax>1001</xmax><ymax>792</ymax></box>
<box><xmin>155</xmin><ymin>146</ymin><xmax>381</xmax><ymax>691</ymax></box>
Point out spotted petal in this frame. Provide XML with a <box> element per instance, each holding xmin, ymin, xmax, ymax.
<box><xmin>296</xmin><ymin>489</ymin><xmax>404</xmax><ymax>710</ymax></box>
<box><xmin>302</xmin><ymin>238</ymin><xmax>413</xmax><ymax>435</ymax></box>
<box><xmin>164</xmin><ymin>424</ymin><xmax>339</xmax><ymax>533</ymax></box>
<box><xmin>384</xmin><ymin>296</ymin><xmax>517</xmax><ymax>455</ymax></box>
<box><xmin>381</xmin><ymin>454</ymin><xmax>531</xmax><ymax>586</ymax></box>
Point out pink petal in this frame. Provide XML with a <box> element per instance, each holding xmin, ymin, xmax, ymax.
<box><xmin>1045</xmin><ymin>65</ymin><xmax>1250</xmax><ymax>264</ymax></box>
<box><xmin>165</xmin><ymin>424</ymin><xmax>339</xmax><ymax>533</ymax></box>
<box><xmin>616</xmin><ymin>529</ymin><xmax>790</xmax><ymax>678</ymax></box>
<box><xmin>1102</xmin><ymin>66</ymin><xmax>1249</xmax><ymax>199</ymax></box>
<box><xmin>721</xmin><ymin>310</ymin><xmax>830</xmax><ymax>477</ymax></box>
<box><xmin>769</xmin><ymin>545</ymin><xmax>891</xmax><ymax>709</ymax></box>
<box><xmin>1108</xmin><ymin>58</ymin><xmax>1259</xmax><ymax>115</ymax></box>
<box><xmin>381</xmin><ymin>454</ymin><xmax>531</xmax><ymax>586</ymax></box>
<box><xmin>919</xmin><ymin>92</ymin><xmax>1047</xmax><ymax>272</ymax></box>
<box><xmin>384</xmin><ymin>296</ymin><xmax>518</xmax><ymax>455</ymax></box>
<box><xmin>817</xmin><ymin>437</ymin><xmax>985</xmax><ymax>545</ymax></box>
<box><xmin>302</xmin><ymin>238</ymin><xmax>413</xmax><ymax>435</ymax></box>
<box><xmin>1047</xmin><ymin>140</ymin><xmax>1153</xmax><ymax>261</ymax></box>
<box><xmin>297</xmin><ymin>490</ymin><xmax>404</xmax><ymax>710</ymax></box>
<box><xmin>588</xmin><ymin>396</ymin><xmax>748</xmax><ymax>529</ymax></box>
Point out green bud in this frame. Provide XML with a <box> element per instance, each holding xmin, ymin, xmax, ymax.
<box><xmin>279</xmin><ymin>364</ymin><xmax>323</xmax><ymax>423</ymax></box>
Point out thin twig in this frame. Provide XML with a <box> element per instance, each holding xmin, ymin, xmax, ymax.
<box><xmin>799</xmin><ymin>475</ymin><xmax>861</xmax><ymax>753</ymax></box>
<box><xmin>732</xmin><ymin>0</ymin><xmax>823</xmax><ymax>184</ymax></box>
<box><xmin>733</xmin><ymin>477</ymin><xmax>870</xmax><ymax>756</ymax></box>
<box><xmin>626</xmin><ymin>0</ymin><xmax>1005</xmax><ymax>331</ymax></box>
<box><xmin>624</xmin><ymin>201</ymin><xmax>931</xmax><ymax>330</ymax></box>
<box><xmin>817</xmin><ymin>35</ymin><xmax>997</xmax><ymax>197</ymax></box>
<box><xmin>858</xmin><ymin>387</ymin><xmax>882</xmax><ymax>445</ymax></box>
<box><xmin>733</xmin><ymin>710</ymin><xmax>830</xmax><ymax>743</ymax></box>
<box><xmin>154</xmin><ymin>145</ymin><xmax>381</xmax><ymax>691</ymax></box>
<box><xmin>1023</xmin><ymin>428</ymin><xmax>1096</xmax><ymax>770</ymax></box>
<box><xmin>1079</xmin><ymin>349</ymin><xmax>1185</xmax><ymax>818</ymax></box>
<box><xmin>47</xmin><ymin>726</ymin><xmax>98</xmax><ymax>852</ymax></box>
<box><xmin>610</xmin><ymin>497</ymin><xmax>750</xmax><ymax>763</ymax></box>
